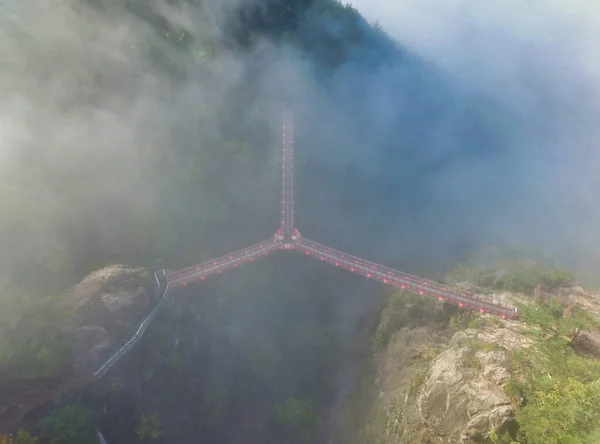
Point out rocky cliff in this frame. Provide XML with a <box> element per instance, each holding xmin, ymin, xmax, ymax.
<box><xmin>0</xmin><ymin>265</ymin><xmax>157</xmax><ymax>435</ymax></box>
<box><xmin>333</xmin><ymin>285</ymin><xmax>600</xmax><ymax>443</ymax></box>
<box><xmin>59</xmin><ymin>265</ymin><xmax>157</xmax><ymax>373</ymax></box>
<box><xmin>3</xmin><ymin>262</ymin><xmax>600</xmax><ymax>443</ymax></box>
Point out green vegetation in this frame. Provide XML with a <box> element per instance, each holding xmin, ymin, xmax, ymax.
<box><xmin>466</xmin><ymin>338</ymin><xmax>503</xmax><ymax>352</ymax></box>
<box><xmin>518</xmin><ymin>378</ymin><xmax>600</xmax><ymax>444</ymax></box>
<box><xmin>39</xmin><ymin>404</ymin><xmax>96</xmax><ymax>444</ymax></box>
<box><xmin>450</xmin><ymin>249</ymin><xmax>575</xmax><ymax>295</ymax></box>
<box><xmin>503</xmin><ymin>377</ymin><xmax>524</xmax><ymax>401</ymax></box>
<box><xmin>13</xmin><ymin>430</ymin><xmax>38</xmax><ymax>444</ymax></box>
<box><xmin>448</xmin><ymin>308</ymin><xmax>486</xmax><ymax>330</ymax></box>
<box><xmin>1</xmin><ymin>2</ymin><xmax>395</xmax><ymax>441</ymax></box>
<box><xmin>450</xmin><ymin>264</ymin><xmax>575</xmax><ymax>294</ymax></box>
<box><xmin>370</xmin><ymin>268</ymin><xmax>600</xmax><ymax>444</ymax></box>
<box><xmin>1</xmin><ymin>1</ymin><xmax>598</xmax><ymax>444</ymax></box>
<box><xmin>458</xmin><ymin>338</ymin><xmax>500</xmax><ymax>371</ymax></box>
<box><xmin>0</xmin><ymin>280</ymin><xmax>71</xmax><ymax>380</ymax></box>
<box><xmin>518</xmin><ymin>299</ymin><xmax>599</xmax><ymax>336</ymax></box>
<box><xmin>135</xmin><ymin>411</ymin><xmax>164</xmax><ymax>440</ymax></box>
<box><xmin>372</xmin><ymin>323</ymin><xmax>391</xmax><ymax>351</ymax></box>
<box><xmin>273</xmin><ymin>397</ymin><xmax>320</xmax><ymax>442</ymax></box>
<box><xmin>460</xmin><ymin>348</ymin><xmax>483</xmax><ymax>370</ymax></box>
<box><xmin>408</xmin><ymin>370</ymin><xmax>428</xmax><ymax>399</ymax></box>
<box><xmin>137</xmin><ymin>267</ymin><xmax>151</xmax><ymax>279</ymax></box>
<box><xmin>489</xmin><ymin>301</ymin><xmax>600</xmax><ymax>444</ymax></box>
<box><xmin>372</xmin><ymin>290</ymin><xmax>444</xmax><ymax>351</ymax></box>
<box><xmin>488</xmin><ymin>429</ymin><xmax>518</xmax><ymax>444</ymax></box>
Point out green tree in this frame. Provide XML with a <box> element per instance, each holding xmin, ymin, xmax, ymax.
<box><xmin>39</xmin><ymin>404</ymin><xmax>96</xmax><ymax>444</ymax></box>
<box><xmin>273</xmin><ymin>397</ymin><xmax>319</xmax><ymax>442</ymax></box>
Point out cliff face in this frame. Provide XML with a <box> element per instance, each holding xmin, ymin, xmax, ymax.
<box><xmin>411</xmin><ymin>325</ymin><xmax>527</xmax><ymax>443</ymax></box>
<box><xmin>0</xmin><ymin>265</ymin><xmax>156</xmax><ymax>434</ymax></box>
<box><xmin>58</xmin><ymin>265</ymin><xmax>157</xmax><ymax>373</ymax></box>
<box><xmin>333</xmin><ymin>321</ymin><xmax>529</xmax><ymax>443</ymax></box>
<box><xmin>3</xmin><ymin>264</ymin><xmax>599</xmax><ymax>443</ymax></box>
<box><xmin>333</xmin><ymin>285</ymin><xmax>600</xmax><ymax>444</ymax></box>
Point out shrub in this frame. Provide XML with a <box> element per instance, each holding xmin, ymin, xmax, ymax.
<box><xmin>408</xmin><ymin>370</ymin><xmax>428</xmax><ymax>399</ymax></box>
<box><xmin>136</xmin><ymin>411</ymin><xmax>163</xmax><ymax>440</ymax></box>
<box><xmin>39</xmin><ymin>404</ymin><xmax>96</xmax><ymax>444</ymax></box>
<box><xmin>449</xmin><ymin>260</ymin><xmax>575</xmax><ymax>295</ymax></box>
<box><xmin>505</xmin><ymin>301</ymin><xmax>600</xmax><ymax>444</ymax></box>
<box><xmin>541</xmin><ymin>269</ymin><xmax>575</xmax><ymax>288</ymax></box>
<box><xmin>504</xmin><ymin>378</ymin><xmax>523</xmax><ymax>400</ymax></box>
<box><xmin>518</xmin><ymin>299</ymin><xmax>563</xmax><ymax>330</ymax></box>
<box><xmin>14</xmin><ymin>430</ymin><xmax>38</xmax><ymax>444</ymax></box>
<box><xmin>273</xmin><ymin>397</ymin><xmax>319</xmax><ymax>441</ymax></box>
<box><xmin>516</xmin><ymin>378</ymin><xmax>600</xmax><ymax>444</ymax></box>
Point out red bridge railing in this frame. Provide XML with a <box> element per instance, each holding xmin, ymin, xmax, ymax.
<box><xmin>295</xmin><ymin>238</ymin><xmax>518</xmax><ymax>319</ymax></box>
<box><xmin>166</xmin><ymin>239</ymin><xmax>281</xmax><ymax>287</ymax></box>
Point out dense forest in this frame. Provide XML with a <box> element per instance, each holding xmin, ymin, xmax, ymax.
<box><xmin>1</xmin><ymin>0</ymin><xmax>600</xmax><ymax>443</ymax></box>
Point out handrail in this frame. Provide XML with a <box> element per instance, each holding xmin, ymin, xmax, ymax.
<box><xmin>296</xmin><ymin>238</ymin><xmax>518</xmax><ymax>319</ymax></box>
<box><xmin>96</xmin><ymin>428</ymin><xmax>108</xmax><ymax>444</ymax></box>
<box><xmin>92</xmin><ymin>271</ymin><xmax>170</xmax><ymax>379</ymax></box>
<box><xmin>166</xmin><ymin>239</ymin><xmax>279</xmax><ymax>281</ymax></box>
<box><xmin>167</xmin><ymin>239</ymin><xmax>281</xmax><ymax>286</ymax></box>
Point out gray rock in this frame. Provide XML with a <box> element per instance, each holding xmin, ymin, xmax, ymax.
<box><xmin>417</xmin><ymin>332</ymin><xmax>514</xmax><ymax>442</ymax></box>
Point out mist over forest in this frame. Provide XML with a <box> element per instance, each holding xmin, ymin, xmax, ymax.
<box><xmin>1</xmin><ymin>0</ymin><xmax>600</xmax><ymax>443</ymax></box>
<box><xmin>2</xmin><ymin>0</ymin><xmax>600</xmax><ymax>288</ymax></box>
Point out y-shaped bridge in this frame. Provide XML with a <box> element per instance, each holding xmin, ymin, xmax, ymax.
<box><xmin>0</xmin><ymin>109</ymin><xmax>518</xmax><ymax>437</ymax></box>
<box><xmin>113</xmin><ymin>108</ymin><xmax>519</xmax><ymax>378</ymax></box>
<box><xmin>165</xmin><ymin>109</ymin><xmax>517</xmax><ymax>317</ymax></box>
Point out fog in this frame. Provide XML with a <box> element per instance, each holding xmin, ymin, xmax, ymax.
<box><xmin>2</xmin><ymin>0</ymin><xmax>600</xmax><ymax>441</ymax></box>
<box><xmin>2</xmin><ymin>0</ymin><xmax>599</xmax><ymax>286</ymax></box>
<box><xmin>0</xmin><ymin>0</ymin><xmax>276</xmax><ymax>281</ymax></box>
<box><xmin>347</xmin><ymin>0</ymin><xmax>600</xmax><ymax>281</ymax></box>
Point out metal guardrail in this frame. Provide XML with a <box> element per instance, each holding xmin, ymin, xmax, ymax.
<box><xmin>96</xmin><ymin>428</ymin><xmax>108</xmax><ymax>444</ymax></box>
<box><xmin>167</xmin><ymin>240</ymin><xmax>282</xmax><ymax>286</ymax></box>
<box><xmin>166</xmin><ymin>239</ymin><xmax>278</xmax><ymax>280</ymax></box>
<box><xmin>87</xmin><ymin>241</ymin><xmax>517</xmax><ymax>392</ymax></box>
<box><xmin>92</xmin><ymin>271</ymin><xmax>170</xmax><ymax>379</ymax></box>
<box><xmin>296</xmin><ymin>239</ymin><xmax>518</xmax><ymax>319</ymax></box>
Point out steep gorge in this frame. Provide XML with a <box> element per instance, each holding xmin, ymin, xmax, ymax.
<box><xmin>5</xmin><ymin>255</ymin><xmax>600</xmax><ymax>444</ymax></box>
<box><xmin>2</xmin><ymin>1</ymin><xmax>600</xmax><ymax>443</ymax></box>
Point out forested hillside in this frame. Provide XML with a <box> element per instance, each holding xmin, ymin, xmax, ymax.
<box><xmin>1</xmin><ymin>0</ymin><xmax>599</xmax><ymax>443</ymax></box>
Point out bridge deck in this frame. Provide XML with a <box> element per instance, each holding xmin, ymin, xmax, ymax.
<box><xmin>295</xmin><ymin>238</ymin><xmax>517</xmax><ymax>318</ymax></box>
